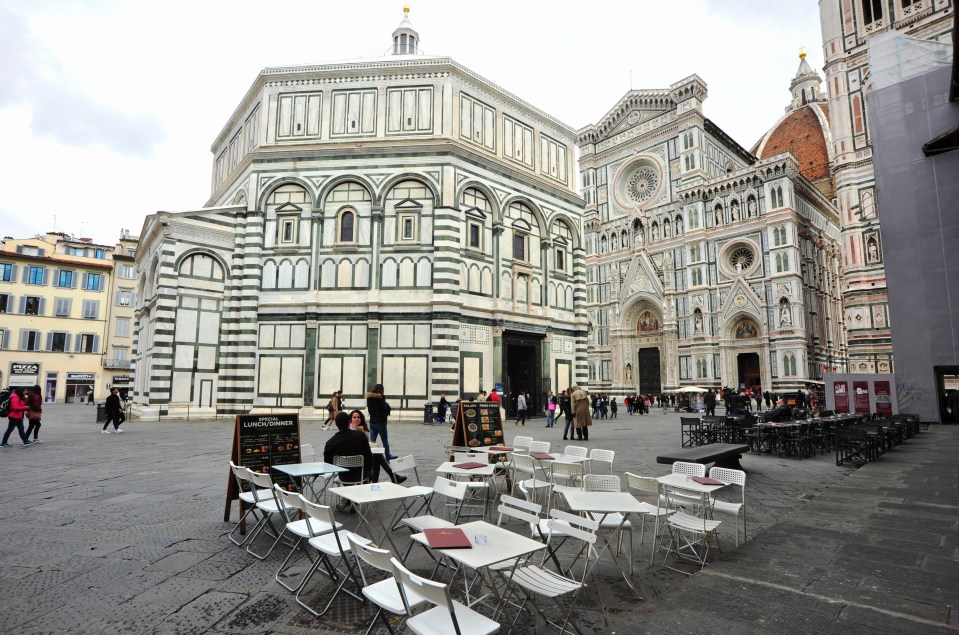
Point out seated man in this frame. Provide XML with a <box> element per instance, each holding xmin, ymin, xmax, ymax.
<box><xmin>323</xmin><ymin>411</ymin><xmax>373</xmax><ymax>484</ymax></box>
<box><xmin>764</xmin><ymin>399</ymin><xmax>791</xmax><ymax>423</ymax></box>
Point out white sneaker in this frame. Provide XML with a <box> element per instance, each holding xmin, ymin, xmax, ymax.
<box><xmin>116</xmin><ymin>429</ymin><xmax>124</xmax><ymax>433</ymax></box>
<box><xmin>101</xmin><ymin>430</ymin><xmax>111</xmax><ymax>434</ymax></box>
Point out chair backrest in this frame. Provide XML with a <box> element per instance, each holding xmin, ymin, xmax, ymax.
<box><xmin>299</xmin><ymin>495</ymin><xmax>338</xmax><ymax>538</ymax></box>
<box><xmin>529</xmin><ymin>440</ymin><xmax>551</xmax><ymax>454</ymax></box>
<box><xmin>453</xmin><ymin>452</ymin><xmax>487</xmax><ymax>463</ymax></box>
<box><xmin>230</xmin><ymin>461</ymin><xmax>253</xmax><ymax>493</ymax></box>
<box><xmin>247</xmin><ymin>469</ymin><xmax>275</xmax><ymax>493</ymax></box>
<box><xmin>583</xmin><ymin>474</ymin><xmax>621</xmax><ymax>492</ymax></box>
<box><xmin>625</xmin><ymin>472</ymin><xmax>660</xmax><ymax>501</ymax></box>
<box><xmin>349</xmin><ymin>534</ymin><xmax>393</xmax><ymax>574</ymax></box>
<box><xmin>548</xmin><ymin>461</ymin><xmax>584</xmax><ymax>485</ymax></box>
<box><xmin>390</xmin><ymin>455</ymin><xmax>421</xmax><ymax>484</ymax></box>
<box><xmin>671</xmin><ymin>461</ymin><xmax>706</xmax><ymax>477</ymax></box>
<box><xmin>273</xmin><ymin>484</ymin><xmax>304</xmax><ymax>521</ymax></box>
<box><xmin>563</xmin><ymin>445</ymin><xmax>588</xmax><ymax>458</ymax></box>
<box><xmin>512</xmin><ymin>435</ymin><xmax>533</xmax><ymax>452</ymax></box>
<box><xmin>709</xmin><ymin>467</ymin><xmax>746</xmax><ymax>489</ymax></box>
<box><xmin>589</xmin><ymin>448</ymin><xmax>615</xmax><ymax>473</ymax></box>
<box><xmin>431</xmin><ymin>476</ymin><xmax>466</xmax><ymax>502</ymax></box>
<box><xmin>680</xmin><ymin>416</ymin><xmax>702</xmax><ymax>426</ymax></box>
<box><xmin>390</xmin><ymin>556</ymin><xmax>456</xmax><ymax>622</ymax></box>
<box><xmin>497</xmin><ymin>494</ymin><xmax>542</xmax><ymax>528</ymax></box>
<box><xmin>518</xmin><ymin>479</ymin><xmax>552</xmax><ymax>502</ymax></box>
<box><xmin>300</xmin><ymin>443</ymin><xmax>315</xmax><ymax>461</ymax></box>
<box><xmin>334</xmin><ymin>454</ymin><xmax>366</xmax><ymax>484</ymax></box>
<box><xmin>510</xmin><ymin>452</ymin><xmax>538</xmax><ymax>474</ymax></box>
<box><xmin>547</xmin><ymin>508</ymin><xmax>598</xmax><ymax>545</ymax></box>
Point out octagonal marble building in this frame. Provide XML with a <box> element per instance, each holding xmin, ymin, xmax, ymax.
<box><xmin>132</xmin><ymin>12</ymin><xmax>586</xmax><ymax>418</ymax></box>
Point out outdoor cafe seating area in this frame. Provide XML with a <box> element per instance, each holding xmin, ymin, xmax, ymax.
<box><xmin>225</xmin><ymin>436</ymin><xmax>753</xmax><ymax>633</ymax></box>
<box><xmin>679</xmin><ymin>411</ymin><xmax>921</xmax><ymax>466</ymax></box>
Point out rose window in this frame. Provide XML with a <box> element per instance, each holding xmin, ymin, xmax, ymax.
<box><xmin>626</xmin><ymin>168</ymin><xmax>658</xmax><ymax>204</ymax></box>
<box><xmin>730</xmin><ymin>247</ymin><xmax>754</xmax><ymax>270</ymax></box>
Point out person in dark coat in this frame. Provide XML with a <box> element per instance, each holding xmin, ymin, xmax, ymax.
<box><xmin>703</xmin><ymin>391</ymin><xmax>717</xmax><ymax>417</ymax></box>
<box><xmin>366</xmin><ymin>384</ymin><xmax>396</xmax><ymax>460</ymax></box>
<box><xmin>324</xmin><ymin>412</ymin><xmax>373</xmax><ymax>484</ymax></box>
<box><xmin>24</xmin><ymin>384</ymin><xmax>43</xmax><ymax>442</ymax></box>
<box><xmin>102</xmin><ymin>387</ymin><xmax>124</xmax><ymax>433</ymax></box>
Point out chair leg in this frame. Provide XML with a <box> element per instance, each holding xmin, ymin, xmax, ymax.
<box><xmin>275</xmin><ymin>537</ymin><xmax>315</xmax><ymax>592</ymax></box>
<box><xmin>228</xmin><ymin>503</ymin><xmax>261</xmax><ymax>546</ymax></box>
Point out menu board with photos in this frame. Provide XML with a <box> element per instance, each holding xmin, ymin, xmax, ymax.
<box><xmin>224</xmin><ymin>413</ymin><xmax>301</xmax><ymax>522</ymax></box>
<box><xmin>452</xmin><ymin>401</ymin><xmax>506</xmax><ymax>461</ymax></box>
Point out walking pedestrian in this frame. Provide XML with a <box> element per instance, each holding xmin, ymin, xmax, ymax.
<box><xmin>102</xmin><ymin>387</ymin><xmax>124</xmax><ymax>433</ymax></box>
<box><xmin>2</xmin><ymin>387</ymin><xmax>34</xmax><ymax>447</ymax></box>
<box><xmin>610</xmin><ymin>397</ymin><xmax>618</xmax><ymax>419</ymax></box>
<box><xmin>322</xmin><ymin>390</ymin><xmax>340</xmax><ymax>431</ymax></box>
<box><xmin>24</xmin><ymin>384</ymin><xmax>43</xmax><ymax>442</ymax></box>
<box><xmin>366</xmin><ymin>383</ymin><xmax>397</xmax><ymax>460</ymax></box>
<box><xmin>560</xmin><ymin>389</ymin><xmax>574</xmax><ymax>440</ymax></box>
<box><xmin>516</xmin><ymin>391</ymin><xmax>527</xmax><ymax>426</ymax></box>
<box><xmin>544</xmin><ymin>391</ymin><xmax>557</xmax><ymax>428</ymax></box>
<box><xmin>571</xmin><ymin>385</ymin><xmax>592</xmax><ymax>441</ymax></box>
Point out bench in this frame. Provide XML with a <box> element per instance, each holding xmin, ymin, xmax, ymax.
<box><xmin>656</xmin><ymin>443</ymin><xmax>751</xmax><ymax>471</ymax></box>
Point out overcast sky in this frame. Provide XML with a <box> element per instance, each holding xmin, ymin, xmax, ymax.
<box><xmin>0</xmin><ymin>0</ymin><xmax>824</xmax><ymax>246</ymax></box>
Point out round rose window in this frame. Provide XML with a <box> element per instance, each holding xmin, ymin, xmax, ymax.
<box><xmin>729</xmin><ymin>247</ymin><xmax>754</xmax><ymax>270</ymax></box>
<box><xmin>626</xmin><ymin>168</ymin><xmax>659</xmax><ymax>204</ymax></box>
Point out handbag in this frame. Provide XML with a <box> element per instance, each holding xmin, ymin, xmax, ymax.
<box><xmin>27</xmin><ymin>410</ymin><xmax>41</xmax><ymax>421</ymax></box>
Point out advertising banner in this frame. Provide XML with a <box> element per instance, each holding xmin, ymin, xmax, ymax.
<box><xmin>853</xmin><ymin>381</ymin><xmax>870</xmax><ymax>414</ymax></box>
<box><xmin>833</xmin><ymin>381</ymin><xmax>849</xmax><ymax>413</ymax></box>
<box><xmin>875</xmin><ymin>380</ymin><xmax>893</xmax><ymax>417</ymax></box>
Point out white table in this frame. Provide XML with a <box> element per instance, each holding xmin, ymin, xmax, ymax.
<box><xmin>411</xmin><ymin>519</ymin><xmax>546</xmax><ymax>612</ymax></box>
<box><xmin>272</xmin><ymin>461</ymin><xmax>347</xmax><ymax>503</ymax></box>
<box><xmin>435</xmin><ymin>461</ymin><xmax>496</xmax><ymax>478</ymax></box>
<box><xmin>656</xmin><ymin>473</ymin><xmax>727</xmax><ymax>495</ymax></box>
<box><xmin>561</xmin><ymin>489</ymin><xmax>648</xmax><ymax>594</ymax></box>
<box><xmin>331</xmin><ymin>482</ymin><xmax>426</xmax><ymax>556</ymax></box>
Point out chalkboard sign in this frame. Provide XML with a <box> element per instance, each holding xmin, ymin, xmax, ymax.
<box><xmin>451</xmin><ymin>401</ymin><xmax>506</xmax><ymax>459</ymax></box>
<box><xmin>223</xmin><ymin>413</ymin><xmax>301</xmax><ymax>523</ymax></box>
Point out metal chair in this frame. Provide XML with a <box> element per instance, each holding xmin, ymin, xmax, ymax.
<box><xmin>708</xmin><ymin>467</ymin><xmax>747</xmax><ymax>546</ymax></box>
<box><xmin>582</xmin><ymin>474</ymin><xmax>633</xmax><ymax>573</ymax></box>
<box><xmin>228</xmin><ymin>462</ymin><xmax>267</xmax><ymax>547</ymax></box>
<box><xmin>350</xmin><ymin>536</ymin><xmax>428</xmax><ymax>635</ymax></box>
<box><xmin>624</xmin><ymin>472</ymin><xmax>672</xmax><ymax>565</ymax></box>
<box><xmin>588</xmin><ymin>448</ymin><xmax>615</xmax><ymax>474</ymax></box>
<box><xmin>661</xmin><ymin>484</ymin><xmax>722</xmax><ymax>574</ymax></box>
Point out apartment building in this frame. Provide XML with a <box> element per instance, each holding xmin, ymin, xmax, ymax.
<box><xmin>0</xmin><ymin>231</ymin><xmax>138</xmax><ymax>402</ymax></box>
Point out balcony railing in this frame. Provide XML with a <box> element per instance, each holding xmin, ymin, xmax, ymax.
<box><xmin>102</xmin><ymin>358</ymin><xmax>131</xmax><ymax>369</ymax></box>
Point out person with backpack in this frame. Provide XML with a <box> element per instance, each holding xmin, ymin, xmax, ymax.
<box><xmin>102</xmin><ymin>387</ymin><xmax>124</xmax><ymax>433</ymax></box>
<box><xmin>2</xmin><ymin>387</ymin><xmax>34</xmax><ymax>448</ymax></box>
<box><xmin>24</xmin><ymin>385</ymin><xmax>43</xmax><ymax>443</ymax></box>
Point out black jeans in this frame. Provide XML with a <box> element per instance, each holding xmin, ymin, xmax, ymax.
<box><xmin>25</xmin><ymin>416</ymin><xmax>41</xmax><ymax>439</ymax></box>
<box><xmin>102</xmin><ymin>412</ymin><xmax>124</xmax><ymax>431</ymax></box>
<box><xmin>562</xmin><ymin>415</ymin><xmax>573</xmax><ymax>438</ymax></box>
<box><xmin>3</xmin><ymin>418</ymin><xmax>28</xmax><ymax>444</ymax></box>
<box><xmin>516</xmin><ymin>409</ymin><xmax>527</xmax><ymax>425</ymax></box>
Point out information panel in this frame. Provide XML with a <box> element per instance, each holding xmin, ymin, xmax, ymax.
<box><xmin>451</xmin><ymin>401</ymin><xmax>505</xmax><ymax>458</ymax></box>
<box><xmin>224</xmin><ymin>413</ymin><xmax>301</xmax><ymax>523</ymax></box>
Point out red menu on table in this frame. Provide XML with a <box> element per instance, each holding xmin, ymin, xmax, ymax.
<box><xmin>692</xmin><ymin>476</ymin><xmax>723</xmax><ymax>485</ymax></box>
<box><xmin>423</xmin><ymin>527</ymin><xmax>472</xmax><ymax>549</ymax></box>
<box><xmin>453</xmin><ymin>462</ymin><xmax>487</xmax><ymax>470</ymax></box>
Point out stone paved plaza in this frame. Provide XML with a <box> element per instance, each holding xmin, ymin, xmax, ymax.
<box><xmin>0</xmin><ymin>404</ymin><xmax>954</xmax><ymax>634</ymax></box>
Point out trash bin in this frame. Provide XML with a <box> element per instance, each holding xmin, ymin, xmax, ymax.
<box><xmin>96</xmin><ymin>403</ymin><xmax>107</xmax><ymax>423</ymax></box>
<box><xmin>423</xmin><ymin>402</ymin><xmax>435</xmax><ymax>424</ymax></box>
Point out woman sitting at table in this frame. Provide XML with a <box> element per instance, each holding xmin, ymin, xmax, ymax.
<box><xmin>349</xmin><ymin>410</ymin><xmax>407</xmax><ymax>484</ymax></box>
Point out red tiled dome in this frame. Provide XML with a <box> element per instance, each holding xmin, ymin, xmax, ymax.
<box><xmin>752</xmin><ymin>103</ymin><xmax>831</xmax><ymax>184</ymax></box>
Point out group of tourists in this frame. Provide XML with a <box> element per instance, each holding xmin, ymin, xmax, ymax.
<box><xmin>1</xmin><ymin>385</ymin><xmax>43</xmax><ymax>447</ymax></box>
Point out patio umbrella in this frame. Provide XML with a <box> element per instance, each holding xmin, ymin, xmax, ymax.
<box><xmin>672</xmin><ymin>386</ymin><xmax>710</xmax><ymax>393</ymax></box>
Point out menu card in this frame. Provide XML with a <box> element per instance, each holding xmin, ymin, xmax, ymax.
<box><xmin>423</xmin><ymin>527</ymin><xmax>472</xmax><ymax>549</ymax></box>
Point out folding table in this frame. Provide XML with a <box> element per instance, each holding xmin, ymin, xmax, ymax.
<box><xmin>331</xmin><ymin>482</ymin><xmax>426</xmax><ymax>556</ymax></box>
<box><xmin>411</xmin><ymin>519</ymin><xmax>546</xmax><ymax>614</ymax></box>
<box><xmin>272</xmin><ymin>461</ymin><xmax>347</xmax><ymax>503</ymax></box>
<box><xmin>561</xmin><ymin>489</ymin><xmax>648</xmax><ymax>595</ymax></box>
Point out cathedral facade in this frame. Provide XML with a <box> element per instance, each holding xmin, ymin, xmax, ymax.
<box><xmin>579</xmin><ymin>75</ymin><xmax>846</xmax><ymax>395</ymax></box>
<box><xmin>132</xmin><ymin>12</ymin><xmax>586</xmax><ymax>418</ymax></box>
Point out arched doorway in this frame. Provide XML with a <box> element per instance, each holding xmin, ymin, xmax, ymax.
<box><xmin>730</xmin><ymin>317</ymin><xmax>762</xmax><ymax>390</ymax></box>
<box><xmin>635</xmin><ymin>308</ymin><xmax>663</xmax><ymax>395</ymax></box>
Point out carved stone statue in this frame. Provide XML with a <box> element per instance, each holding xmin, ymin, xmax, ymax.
<box><xmin>780</xmin><ymin>306</ymin><xmax>791</xmax><ymax>326</ymax></box>
<box><xmin>694</xmin><ymin>314</ymin><xmax>703</xmax><ymax>333</ymax></box>
<box><xmin>625</xmin><ymin>363</ymin><xmax>633</xmax><ymax>382</ymax></box>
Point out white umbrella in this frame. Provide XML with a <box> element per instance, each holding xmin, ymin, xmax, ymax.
<box><xmin>672</xmin><ymin>386</ymin><xmax>710</xmax><ymax>393</ymax></box>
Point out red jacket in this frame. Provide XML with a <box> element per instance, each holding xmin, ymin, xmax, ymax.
<box><xmin>8</xmin><ymin>393</ymin><xmax>27</xmax><ymax>419</ymax></box>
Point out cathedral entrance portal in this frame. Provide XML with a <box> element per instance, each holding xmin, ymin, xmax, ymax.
<box><xmin>638</xmin><ymin>348</ymin><xmax>661</xmax><ymax>395</ymax></box>
<box><xmin>737</xmin><ymin>353</ymin><xmax>761</xmax><ymax>390</ymax></box>
<box><xmin>503</xmin><ymin>333</ymin><xmax>543</xmax><ymax>418</ymax></box>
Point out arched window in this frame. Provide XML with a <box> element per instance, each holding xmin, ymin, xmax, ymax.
<box><xmin>852</xmin><ymin>94</ymin><xmax>864</xmax><ymax>135</ymax></box>
<box><xmin>338</xmin><ymin>210</ymin><xmax>355</xmax><ymax>242</ymax></box>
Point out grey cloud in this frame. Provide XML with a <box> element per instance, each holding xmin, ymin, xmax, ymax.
<box><xmin>0</xmin><ymin>5</ymin><xmax>165</xmax><ymax>157</ymax></box>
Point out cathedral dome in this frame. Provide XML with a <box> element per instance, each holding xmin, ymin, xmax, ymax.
<box><xmin>751</xmin><ymin>54</ymin><xmax>834</xmax><ymax>198</ymax></box>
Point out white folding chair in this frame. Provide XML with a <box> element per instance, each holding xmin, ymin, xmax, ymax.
<box><xmin>390</xmin><ymin>557</ymin><xmax>500</xmax><ymax>635</ymax></box>
<box><xmin>398</xmin><ymin>477</ymin><xmax>465</xmax><ymax>561</ymax></box>
<box><xmin>451</xmin><ymin>452</ymin><xmax>492</xmax><ymax>518</ymax></box>
<box><xmin>511</xmin><ymin>453</ymin><xmax>551</xmax><ymax>506</ymax></box>
<box><xmin>273</xmin><ymin>485</ymin><xmax>337</xmax><ymax>591</ymax></box>
<box><xmin>228</xmin><ymin>462</ymin><xmax>268</xmax><ymax>547</ymax></box>
<box><xmin>244</xmin><ymin>471</ymin><xmax>287</xmax><ymax>560</ymax></box>
<box><xmin>390</xmin><ymin>455</ymin><xmax>434</xmax><ymax>518</ymax></box>
<box><xmin>661</xmin><ymin>485</ymin><xmax>722</xmax><ymax>574</ymax></box>
<box><xmin>512</xmin><ymin>436</ymin><xmax>534</xmax><ymax>454</ymax></box>
<box><xmin>562</xmin><ymin>445</ymin><xmax>588</xmax><ymax>460</ymax></box>
<box><xmin>334</xmin><ymin>455</ymin><xmax>369</xmax><ymax>486</ymax></box>
<box><xmin>708</xmin><ymin>467</ymin><xmax>747</xmax><ymax>546</ymax></box>
<box><xmin>588</xmin><ymin>448</ymin><xmax>615</xmax><ymax>474</ymax></box>
<box><xmin>547</xmin><ymin>461</ymin><xmax>585</xmax><ymax>512</ymax></box>
<box><xmin>668</xmin><ymin>461</ymin><xmax>709</xmax><ymax>511</ymax></box>
<box><xmin>502</xmin><ymin>510</ymin><xmax>598</xmax><ymax>635</ymax></box>
<box><xmin>582</xmin><ymin>474</ymin><xmax>634</xmax><ymax>573</ymax></box>
<box><xmin>625</xmin><ymin>472</ymin><xmax>672</xmax><ymax>565</ymax></box>
<box><xmin>350</xmin><ymin>536</ymin><xmax>428</xmax><ymax>635</ymax></box>
<box><xmin>295</xmin><ymin>496</ymin><xmax>371</xmax><ymax>616</ymax></box>
<box><xmin>671</xmin><ymin>461</ymin><xmax>706</xmax><ymax>477</ymax></box>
